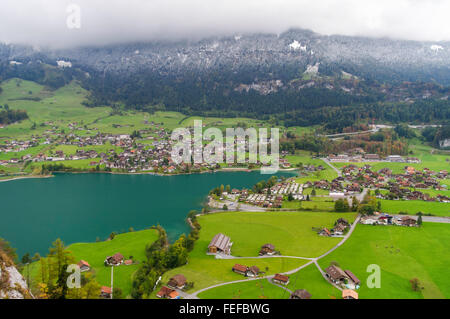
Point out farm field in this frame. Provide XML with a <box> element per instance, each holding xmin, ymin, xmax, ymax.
<box><xmin>155</xmin><ymin>211</ymin><xmax>356</xmax><ymax>296</ymax></box>
<box><xmin>195</xmin><ymin>211</ymin><xmax>356</xmax><ymax>257</ymax></box>
<box><xmin>379</xmin><ymin>199</ymin><xmax>450</xmax><ymax>217</ymax></box>
<box><xmin>198</xmin><ymin>278</ymin><xmax>287</xmax><ymax>299</ymax></box>
<box><xmin>286</xmin><ymin>263</ymin><xmax>341</xmax><ymax>299</ymax></box>
<box><xmin>200</xmin><ymin>261</ymin><xmax>343</xmax><ymax>300</ymax></box>
<box><xmin>156</xmin><ymin>250</ymin><xmax>306</xmax><ymax>297</ymax></box>
<box><xmin>24</xmin><ymin>229</ymin><xmax>159</xmax><ymax>298</ymax></box>
<box><xmin>331</xmin><ymin>142</ymin><xmax>449</xmax><ymax>175</ymax></box>
<box><xmin>285</xmin><ymin>153</ymin><xmax>338</xmax><ymax>183</ymax></box>
<box><xmin>0</xmin><ymin>79</ymin><xmax>111</xmax><ymax>139</ymax></box>
<box><xmin>319</xmin><ymin>223</ymin><xmax>450</xmax><ymax>299</ymax></box>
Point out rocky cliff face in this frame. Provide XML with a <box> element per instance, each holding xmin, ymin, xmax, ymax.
<box><xmin>0</xmin><ymin>251</ymin><xmax>31</xmax><ymax>299</ymax></box>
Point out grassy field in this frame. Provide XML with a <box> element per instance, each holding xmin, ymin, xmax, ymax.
<box><xmin>199</xmin><ymin>261</ymin><xmax>343</xmax><ymax>299</ymax></box>
<box><xmin>285</xmin><ymin>152</ymin><xmax>338</xmax><ymax>183</ymax></box>
<box><xmin>331</xmin><ymin>140</ymin><xmax>449</xmax><ymax>175</ymax></box>
<box><xmin>0</xmin><ymin>79</ymin><xmax>111</xmax><ymax>140</ymax></box>
<box><xmin>380</xmin><ymin>199</ymin><xmax>450</xmax><ymax>217</ymax></box>
<box><xmin>319</xmin><ymin>223</ymin><xmax>450</xmax><ymax>299</ymax></box>
<box><xmin>286</xmin><ymin>263</ymin><xmax>342</xmax><ymax>299</ymax></box>
<box><xmin>24</xmin><ymin>229</ymin><xmax>159</xmax><ymax>298</ymax></box>
<box><xmin>198</xmin><ymin>278</ymin><xmax>287</xmax><ymax>299</ymax></box>
<box><xmin>195</xmin><ymin>211</ymin><xmax>356</xmax><ymax>257</ymax></box>
<box><xmin>156</xmin><ymin>211</ymin><xmax>357</xmax><ymax>296</ymax></box>
<box><xmin>281</xmin><ymin>197</ymin><xmax>335</xmax><ymax>211</ymax></box>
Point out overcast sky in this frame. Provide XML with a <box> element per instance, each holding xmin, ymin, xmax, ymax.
<box><xmin>1</xmin><ymin>0</ymin><xmax>449</xmax><ymax>48</ymax></box>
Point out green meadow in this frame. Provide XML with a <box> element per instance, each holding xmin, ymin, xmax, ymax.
<box><xmin>285</xmin><ymin>152</ymin><xmax>338</xmax><ymax>183</ymax></box>
<box><xmin>319</xmin><ymin>223</ymin><xmax>450</xmax><ymax>299</ymax></box>
<box><xmin>195</xmin><ymin>211</ymin><xmax>356</xmax><ymax>257</ymax></box>
<box><xmin>380</xmin><ymin>199</ymin><xmax>450</xmax><ymax>217</ymax></box>
<box><xmin>286</xmin><ymin>263</ymin><xmax>341</xmax><ymax>299</ymax></box>
<box><xmin>200</xmin><ymin>262</ymin><xmax>343</xmax><ymax>300</ymax></box>
<box><xmin>156</xmin><ymin>211</ymin><xmax>356</xmax><ymax>296</ymax></box>
<box><xmin>198</xmin><ymin>278</ymin><xmax>287</xmax><ymax>299</ymax></box>
<box><xmin>24</xmin><ymin>229</ymin><xmax>159</xmax><ymax>298</ymax></box>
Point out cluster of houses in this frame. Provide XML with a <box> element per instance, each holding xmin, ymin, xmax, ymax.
<box><xmin>0</xmin><ymin>139</ymin><xmax>39</xmax><ymax>155</ymax></box>
<box><xmin>231</xmin><ymin>180</ymin><xmax>304</xmax><ymax>208</ymax></box>
<box><xmin>239</xmin><ymin>193</ymin><xmax>284</xmax><ymax>208</ymax></box>
<box><xmin>1</xmin><ymin>122</ymin><xmax>281</xmax><ymax>174</ymax></box>
<box><xmin>76</xmin><ymin>256</ymin><xmax>133</xmax><ymax>299</ymax></box>
<box><xmin>360</xmin><ymin>213</ymin><xmax>418</xmax><ymax>227</ymax></box>
<box><xmin>270</xmin><ymin>181</ymin><xmax>303</xmax><ymax>197</ymax></box>
<box><xmin>232</xmin><ymin>264</ymin><xmax>261</xmax><ymax>277</ymax></box>
<box><xmin>328</xmin><ymin>152</ymin><xmax>420</xmax><ymax>164</ymax></box>
<box><xmin>325</xmin><ymin>264</ymin><xmax>360</xmax><ymax>295</ymax></box>
<box><xmin>340</xmin><ymin>164</ymin><xmax>448</xmax><ymax>202</ymax></box>
<box><xmin>104</xmin><ymin>252</ymin><xmax>133</xmax><ymax>266</ymax></box>
<box><xmin>156</xmin><ymin>274</ymin><xmax>187</xmax><ymax>299</ymax></box>
<box><xmin>319</xmin><ymin>218</ymin><xmax>350</xmax><ymax>237</ymax></box>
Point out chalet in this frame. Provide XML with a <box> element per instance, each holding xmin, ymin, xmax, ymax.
<box><xmin>342</xmin><ymin>289</ymin><xmax>359</xmax><ymax>299</ymax></box>
<box><xmin>364</xmin><ymin>154</ymin><xmax>380</xmax><ymax>161</ymax></box>
<box><xmin>124</xmin><ymin>259</ymin><xmax>133</xmax><ymax>265</ymax></box>
<box><xmin>336</xmin><ymin>218</ymin><xmax>349</xmax><ymax>226</ymax></box>
<box><xmin>344</xmin><ymin>270</ymin><xmax>360</xmax><ymax>286</ymax></box>
<box><xmin>386</xmin><ymin>155</ymin><xmax>404</xmax><ymax>162</ymax></box>
<box><xmin>406</xmin><ymin>157</ymin><xmax>420</xmax><ymax>163</ymax></box>
<box><xmin>290</xmin><ymin>289</ymin><xmax>312</xmax><ymax>299</ymax></box>
<box><xmin>156</xmin><ymin>286</ymin><xmax>179</xmax><ymax>299</ymax></box>
<box><xmin>77</xmin><ymin>260</ymin><xmax>90</xmax><ymax>272</ymax></box>
<box><xmin>208</xmin><ymin>233</ymin><xmax>232</xmax><ymax>255</ymax></box>
<box><xmin>232</xmin><ymin>264</ymin><xmax>248</xmax><ymax>275</ymax></box>
<box><xmin>246</xmin><ymin>266</ymin><xmax>260</xmax><ymax>277</ymax></box>
<box><xmin>168</xmin><ymin>290</ymin><xmax>180</xmax><ymax>299</ymax></box>
<box><xmin>400</xmin><ymin>216</ymin><xmax>417</xmax><ymax>227</ymax></box>
<box><xmin>332</xmin><ymin>223</ymin><xmax>347</xmax><ymax>236</ymax></box>
<box><xmin>167</xmin><ymin>274</ymin><xmax>187</xmax><ymax>289</ymax></box>
<box><xmin>325</xmin><ymin>265</ymin><xmax>348</xmax><ymax>284</ymax></box>
<box><xmin>259</xmin><ymin>243</ymin><xmax>276</xmax><ymax>256</ymax></box>
<box><xmin>319</xmin><ymin>228</ymin><xmax>331</xmax><ymax>237</ymax></box>
<box><xmin>100</xmin><ymin>286</ymin><xmax>112</xmax><ymax>299</ymax></box>
<box><xmin>272</xmin><ymin>274</ymin><xmax>289</xmax><ymax>285</ymax></box>
<box><xmin>105</xmin><ymin>252</ymin><xmax>124</xmax><ymax>266</ymax></box>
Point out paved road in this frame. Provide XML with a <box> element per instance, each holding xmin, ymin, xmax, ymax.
<box><xmin>215</xmin><ymin>254</ymin><xmax>313</xmax><ymax>261</ymax></box>
<box><xmin>317</xmin><ymin>129</ymin><xmax>377</xmax><ymax>138</ymax></box>
<box><xmin>321</xmin><ymin>158</ymin><xmax>342</xmax><ymax>177</ymax></box>
<box><xmin>187</xmin><ymin>215</ymin><xmax>361</xmax><ymax>299</ymax></box>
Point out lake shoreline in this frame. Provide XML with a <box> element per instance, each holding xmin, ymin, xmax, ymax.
<box><xmin>0</xmin><ymin>167</ymin><xmax>298</xmax><ymax>182</ymax></box>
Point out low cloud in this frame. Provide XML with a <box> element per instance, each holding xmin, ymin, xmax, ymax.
<box><xmin>1</xmin><ymin>0</ymin><xmax>449</xmax><ymax>48</ymax></box>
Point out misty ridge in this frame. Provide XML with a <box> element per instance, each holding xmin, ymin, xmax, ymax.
<box><xmin>1</xmin><ymin>27</ymin><xmax>449</xmax><ymax>80</ymax></box>
<box><xmin>0</xmin><ymin>27</ymin><xmax>449</xmax><ymax>129</ymax></box>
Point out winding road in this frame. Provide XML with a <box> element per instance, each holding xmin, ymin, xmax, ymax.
<box><xmin>186</xmin><ymin>215</ymin><xmax>361</xmax><ymax>299</ymax></box>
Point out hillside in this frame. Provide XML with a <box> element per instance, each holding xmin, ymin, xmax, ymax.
<box><xmin>0</xmin><ymin>28</ymin><xmax>449</xmax><ymax>122</ymax></box>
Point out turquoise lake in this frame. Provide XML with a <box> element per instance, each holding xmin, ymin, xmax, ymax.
<box><xmin>0</xmin><ymin>171</ymin><xmax>295</xmax><ymax>256</ymax></box>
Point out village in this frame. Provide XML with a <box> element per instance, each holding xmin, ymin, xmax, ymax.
<box><xmin>207</xmin><ymin>163</ymin><xmax>448</xmax><ymax>214</ymax></box>
<box><xmin>0</xmin><ymin>122</ymin><xmax>286</xmax><ymax>175</ymax></box>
